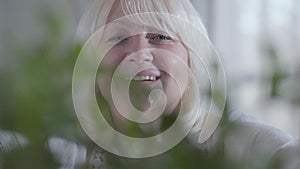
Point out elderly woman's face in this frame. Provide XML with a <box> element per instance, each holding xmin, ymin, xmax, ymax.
<box><xmin>97</xmin><ymin>1</ymin><xmax>189</xmax><ymax>116</ymax></box>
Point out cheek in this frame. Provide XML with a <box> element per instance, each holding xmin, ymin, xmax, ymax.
<box><xmin>154</xmin><ymin>45</ymin><xmax>190</xmax><ymax>110</ymax></box>
<box><xmin>155</xmin><ymin>44</ymin><xmax>189</xmax><ymax>88</ymax></box>
<box><xmin>100</xmin><ymin>49</ymin><xmax>124</xmax><ymax>71</ymax></box>
<box><xmin>97</xmin><ymin>50</ymin><xmax>124</xmax><ymax>102</ymax></box>
<box><xmin>97</xmin><ymin>48</ymin><xmax>124</xmax><ymax>87</ymax></box>
<box><xmin>155</xmin><ymin>44</ymin><xmax>189</xmax><ymax>68</ymax></box>
<box><xmin>176</xmin><ymin>45</ymin><xmax>189</xmax><ymax>64</ymax></box>
<box><xmin>96</xmin><ymin>73</ymin><xmax>112</xmax><ymax>104</ymax></box>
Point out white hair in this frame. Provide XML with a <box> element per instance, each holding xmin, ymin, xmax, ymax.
<box><xmin>76</xmin><ymin>0</ymin><xmax>224</xmax><ymax>144</ymax></box>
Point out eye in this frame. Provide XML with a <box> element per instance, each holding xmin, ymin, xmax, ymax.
<box><xmin>107</xmin><ymin>36</ymin><xmax>129</xmax><ymax>45</ymax></box>
<box><xmin>146</xmin><ymin>33</ymin><xmax>173</xmax><ymax>44</ymax></box>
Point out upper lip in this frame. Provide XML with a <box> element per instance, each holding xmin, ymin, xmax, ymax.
<box><xmin>135</xmin><ymin>69</ymin><xmax>161</xmax><ymax>78</ymax></box>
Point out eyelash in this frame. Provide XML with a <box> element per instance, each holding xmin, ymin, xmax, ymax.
<box><xmin>107</xmin><ymin>33</ymin><xmax>174</xmax><ymax>46</ymax></box>
<box><xmin>107</xmin><ymin>36</ymin><xmax>129</xmax><ymax>44</ymax></box>
<box><xmin>146</xmin><ymin>33</ymin><xmax>173</xmax><ymax>41</ymax></box>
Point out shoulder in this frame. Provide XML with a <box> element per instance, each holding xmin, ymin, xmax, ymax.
<box><xmin>224</xmin><ymin>116</ymin><xmax>293</xmax><ymax>158</ymax></box>
<box><xmin>225</xmin><ymin>111</ymin><xmax>293</xmax><ymax>147</ymax></box>
<box><xmin>211</xmin><ymin>111</ymin><xmax>299</xmax><ymax>168</ymax></box>
<box><xmin>224</xmin><ymin>111</ymin><xmax>294</xmax><ymax>147</ymax></box>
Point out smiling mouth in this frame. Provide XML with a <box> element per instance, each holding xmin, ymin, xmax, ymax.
<box><xmin>132</xmin><ymin>75</ymin><xmax>160</xmax><ymax>81</ymax></box>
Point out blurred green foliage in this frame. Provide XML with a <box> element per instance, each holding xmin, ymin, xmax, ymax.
<box><xmin>0</xmin><ymin>1</ymin><xmax>299</xmax><ymax>169</ymax></box>
<box><xmin>0</xmin><ymin>5</ymin><xmax>90</xmax><ymax>168</ymax></box>
<box><xmin>0</xmin><ymin>6</ymin><xmax>87</xmax><ymax>142</ymax></box>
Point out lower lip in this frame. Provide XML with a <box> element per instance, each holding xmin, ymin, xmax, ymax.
<box><xmin>131</xmin><ymin>79</ymin><xmax>160</xmax><ymax>86</ymax></box>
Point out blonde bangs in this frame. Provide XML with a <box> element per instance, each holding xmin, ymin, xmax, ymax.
<box><xmin>119</xmin><ymin>0</ymin><xmax>178</xmax><ymax>36</ymax></box>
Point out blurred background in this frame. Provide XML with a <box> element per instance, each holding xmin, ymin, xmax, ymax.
<box><xmin>0</xmin><ymin>0</ymin><xmax>299</xmax><ymax>167</ymax></box>
<box><xmin>191</xmin><ymin>0</ymin><xmax>300</xmax><ymax>138</ymax></box>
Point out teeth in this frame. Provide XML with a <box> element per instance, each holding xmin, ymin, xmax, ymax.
<box><xmin>132</xmin><ymin>75</ymin><xmax>157</xmax><ymax>81</ymax></box>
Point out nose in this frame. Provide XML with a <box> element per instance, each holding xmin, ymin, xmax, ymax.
<box><xmin>124</xmin><ymin>34</ymin><xmax>153</xmax><ymax>64</ymax></box>
<box><xmin>127</xmin><ymin>50</ymin><xmax>153</xmax><ymax>64</ymax></box>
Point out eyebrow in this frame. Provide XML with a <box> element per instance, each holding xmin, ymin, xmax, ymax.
<box><xmin>103</xmin><ymin>20</ymin><xmax>178</xmax><ymax>40</ymax></box>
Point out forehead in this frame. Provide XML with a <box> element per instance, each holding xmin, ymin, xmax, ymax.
<box><xmin>104</xmin><ymin>0</ymin><xmax>179</xmax><ymax>38</ymax></box>
<box><xmin>105</xmin><ymin>1</ymin><xmax>164</xmax><ymax>33</ymax></box>
<box><xmin>106</xmin><ymin>0</ymin><xmax>125</xmax><ymax>23</ymax></box>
